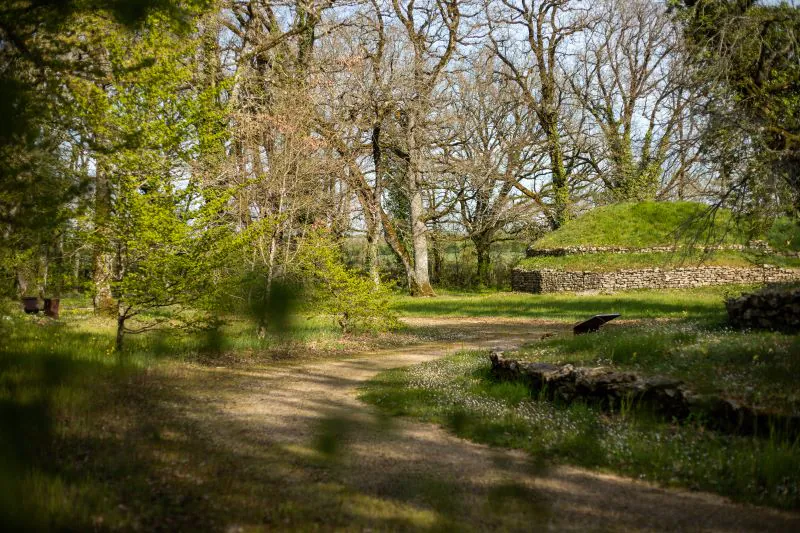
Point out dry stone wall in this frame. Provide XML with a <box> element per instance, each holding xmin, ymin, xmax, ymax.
<box><xmin>511</xmin><ymin>265</ymin><xmax>800</xmax><ymax>293</ymax></box>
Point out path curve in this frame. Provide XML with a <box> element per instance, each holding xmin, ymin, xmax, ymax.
<box><xmin>168</xmin><ymin>318</ymin><xmax>800</xmax><ymax>531</ymax></box>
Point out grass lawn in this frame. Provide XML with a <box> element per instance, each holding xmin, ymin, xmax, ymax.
<box><xmin>366</xmin><ymin>286</ymin><xmax>800</xmax><ymax>510</ymax></box>
<box><xmin>391</xmin><ymin>285</ymin><xmax>754</xmax><ymax>323</ymax></box>
<box><xmin>516</xmin><ymin>323</ymin><xmax>800</xmax><ymax>414</ymax></box>
<box><xmin>360</xmin><ymin>349</ymin><xmax>800</xmax><ymax>510</ymax></box>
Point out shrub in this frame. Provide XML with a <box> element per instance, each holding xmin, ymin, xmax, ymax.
<box><xmin>297</xmin><ymin>228</ymin><xmax>398</xmax><ymax>333</ymax></box>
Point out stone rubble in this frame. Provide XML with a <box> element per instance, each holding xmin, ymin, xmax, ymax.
<box><xmin>489</xmin><ymin>351</ymin><xmax>800</xmax><ymax>437</ymax></box>
<box><xmin>726</xmin><ymin>285</ymin><xmax>800</xmax><ymax>332</ymax></box>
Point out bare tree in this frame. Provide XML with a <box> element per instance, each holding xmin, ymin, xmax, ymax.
<box><xmin>486</xmin><ymin>0</ymin><xmax>588</xmax><ymax>228</ymax></box>
<box><xmin>384</xmin><ymin>0</ymin><xmax>463</xmax><ymax>295</ymax></box>
<box><xmin>443</xmin><ymin>54</ymin><xmax>541</xmax><ymax>285</ymax></box>
<box><xmin>314</xmin><ymin>3</ymin><xmax>423</xmax><ymax>290</ymax></box>
<box><xmin>567</xmin><ymin>0</ymin><xmax>695</xmax><ymax>201</ymax></box>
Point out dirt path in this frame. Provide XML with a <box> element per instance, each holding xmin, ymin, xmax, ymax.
<box><xmin>162</xmin><ymin>319</ymin><xmax>799</xmax><ymax>531</ymax></box>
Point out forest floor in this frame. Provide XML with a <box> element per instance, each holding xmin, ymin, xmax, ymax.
<box><xmin>89</xmin><ymin>317</ymin><xmax>799</xmax><ymax>531</ymax></box>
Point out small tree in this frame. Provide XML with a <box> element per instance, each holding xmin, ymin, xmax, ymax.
<box><xmin>64</xmin><ymin>10</ymin><xmax>229</xmax><ymax>351</ymax></box>
<box><xmin>295</xmin><ymin>227</ymin><xmax>398</xmax><ymax>334</ymax></box>
<box><xmin>111</xmin><ymin>179</ymin><xmax>227</xmax><ymax>350</ymax></box>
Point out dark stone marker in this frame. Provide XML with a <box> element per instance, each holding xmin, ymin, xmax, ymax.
<box><xmin>573</xmin><ymin>313</ymin><xmax>620</xmax><ymax>335</ymax></box>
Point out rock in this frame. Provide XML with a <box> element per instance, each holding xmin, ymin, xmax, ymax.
<box><xmin>489</xmin><ymin>351</ymin><xmax>800</xmax><ymax>438</ymax></box>
<box><xmin>726</xmin><ymin>285</ymin><xmax>800</xmax><ymax>332</ymax></box>
<box><xmin>512</xmin><ymin>266</ymin><xmax>800</xmax><ymax>293</ymax></box>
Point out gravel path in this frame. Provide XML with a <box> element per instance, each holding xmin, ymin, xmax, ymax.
<box><xmin>168</xmin><ymin>318</ymin><xmax>800</xmax><ymax>531</ymax></box>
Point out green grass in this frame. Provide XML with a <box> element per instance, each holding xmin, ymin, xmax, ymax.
<box><xmin>517</xmin><ymin>250</ymin><xmax>800</xmax><ymax>272</ymax></box>
<box><xmin>391</xmin><ymin>286</ymin><xmax>752</xmax><ymax>323</ymax></box>
<box><xmin>532</xmin><ymin>201</ymin><xmax>746</xmax><ymax>249</ymax></box>
<box><xmin>360</xmin><ymin>349</ymin><xmax>800</xmax><ymax>509</ymax></box>
<box><xmin>371</xmin><ymin>285</ymin><xmax>800</xmax><ymax>509</ymax></box>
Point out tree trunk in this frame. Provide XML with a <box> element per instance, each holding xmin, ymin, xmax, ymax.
<box><xmin>474</xmin><ymin>237</ymin><xmax>491</xmax><ymax>288</ymax></box>
<box><xmin>365</xmin><ymin>227</ymin><xmax>381</xmax><ymax>287</ymax></box>
<box><xmin>115</xmin><ymin>311</ymin><xmax>126</xmax><ymax>352</ymax></box>
<box><xmin>366</xmin><ymin>124</ymin><xmax>383</xmax><ymax>288</ymax></box>
<box><xmin>406</xmin><ymin>113</ymin><xmax>434</xmax><ymax>296</ymax></box>
<box><xmin>38</xmin><ymin>250</ymin><xmax>48</xmax><ymax>298</ymax></box>
<box><xmin>15</xmin><ymin>269</ymin><xmax>28</xmax><ymax>298</ymax></box>
<box><xmin>53</xmin><ymin>234</ymin><xmax>64</xmax><ymax>298</ymax></box>
<box><xmin>430</xmin><ymin>231</ymin><xmax>443</xmax><ymax>285</ymax></box>
<box><xmin>93</xmin><ymin>166</ymin><xmax>115</xmax><ymax>313</ymax></box>
<box><xmin>546</xmin><ymin>120</ymin><xmax>571</xmax><ymax>229</ymax></box>
<box><xmin>408</xmin><ymin>187</ymin><xmax>434</xmax><ymax>295</ymax></box>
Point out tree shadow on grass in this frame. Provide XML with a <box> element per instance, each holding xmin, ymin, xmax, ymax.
<box><xmin>3</xmin><ymin>323</ymin><xmax>800</xmax><ymax>531</ymax></box>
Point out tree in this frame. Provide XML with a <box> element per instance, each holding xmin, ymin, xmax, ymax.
<box><xmin>0</xmin><ymin>1</ymin><xmax>209</xmax><ymax>300</ymax></box>
<box><xmin>444</xmin><ymin>55</ymin><xmax>540</xmax><ymax>286</ymax></box>
<box><xmin>55</xmin><ymin>7</ymin><xmax>225</xmax><ymax>349</ymax></box>
<box><xmin>679</xmin><ymin>0</ymin><xmax>800</xmax><ymax>216</ymax></box>
<box><xmin>486</xmin><ymin>0</ymin><xmax>589</xmax><ymax>228</ymax></box>
<box><xmin>383</xmin><ymin>0</ymin><xmax>462</xmax><ymax>295</ymax></box>
<box><xmin>569</xmin><ymin>0</ymin><xmax>693</xmax><ymax>202</ymax></box>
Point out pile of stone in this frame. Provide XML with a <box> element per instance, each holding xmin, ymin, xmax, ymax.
<box><xmin>726</xmin><ymin>285</ymin><xmax>800</xmax><ymax>332</ymax></box>
<box><xmin>489</xmin><ymin>351</ymin><xmax>800</xmax><ymax>437</ymax></box>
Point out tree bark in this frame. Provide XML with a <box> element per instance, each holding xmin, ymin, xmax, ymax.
<box><xmin>406</xmin><ymin>112</ymin><xmax>434</xmax><ymax>296</ymax></box>
<box><xmin>366</xmin><ymin>123</ymin><xmax>384</xmax><ymax>287</ymax></box>
<box><xmin>473</xmin><ymin>236</ymin><xmax>492</xmax><ymax>288</ymax></box>
<box><xmin>115</xmin><ymin>310</ymin><xmax>126</xmax><ymax>352</ymax></box>
<box><xmin>93</xmin><ymin>165</ymin><xmax>115</xmax><ymax>313</ymax></box>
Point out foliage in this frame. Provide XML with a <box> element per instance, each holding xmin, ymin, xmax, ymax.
<box><xmin>59</xmin><ymin>10</ymin><xmax>230</xmax><ymax>349</ymax></box>
<box><xmin>767</xmin><ymin>217</ymin><xmax>800</xmax><ymax>252</ymax></box>
<box><xmin>679</xmin><ymin>0</ymin><xmax>800</xmax><ymax>215</ymax></box>
<box><xmin>295</xmin><ymin>229</ymin><xmax>398</xmax><ymax>333</ymax></box>
<box><xmin>0</xmin><ymin>0</ymin><xmax>212</xmax><ymax>297</ymax></box>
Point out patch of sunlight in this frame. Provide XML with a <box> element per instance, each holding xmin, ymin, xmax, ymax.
<box><xmin>344</xmin><ymin>493</ymin><xmax>440</xmax><ymax>528</ymax></box>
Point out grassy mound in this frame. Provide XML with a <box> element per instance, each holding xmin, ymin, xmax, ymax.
<box><xmin>520</xmin><ymin>202</ymin><xmax>800</xmax><ymax>271</ymax></box>
<box><xmin>517</xmin><ymin>250</ymin><xmax>800</xmax><ymax>272</ymax></box>
<box><xmin>531</xmin><ymin>202</ymin><xmax>744</xmax><ymax>249</ymax></box>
